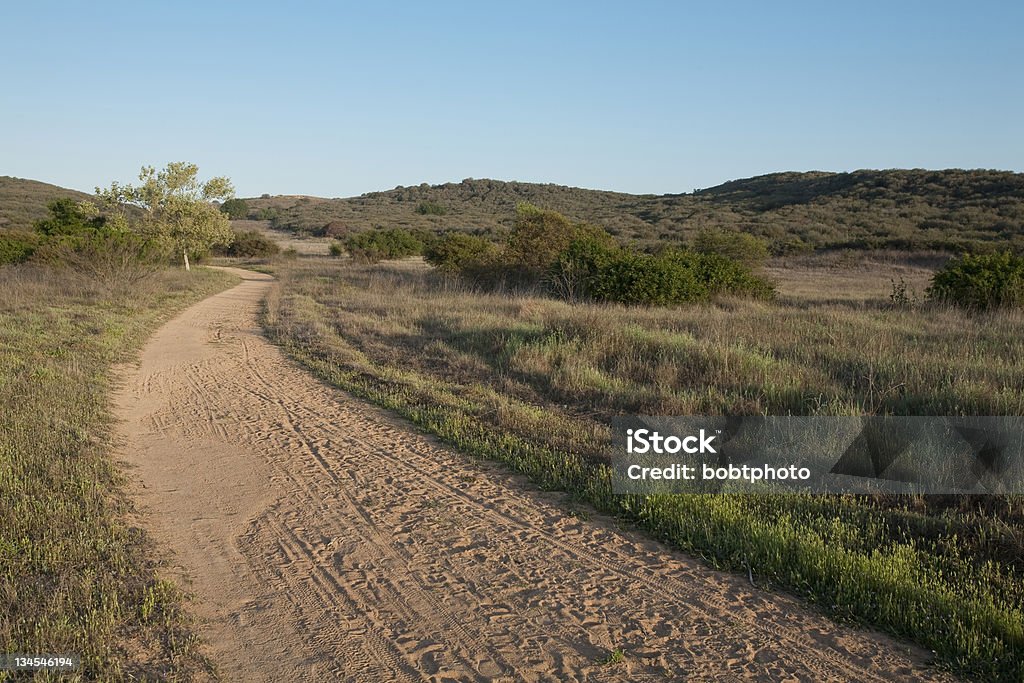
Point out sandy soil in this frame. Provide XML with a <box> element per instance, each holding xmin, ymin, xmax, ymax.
<box><xmin>114</xmin><ymin>267</ymin><xmax>954</xmax><ymax>682</ymax></box>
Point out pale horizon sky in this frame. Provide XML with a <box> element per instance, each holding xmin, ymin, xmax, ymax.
<box><xmin>2</xmin><ymin>1</ymin><xmax>1022</xmax><ymax>198</ymax></box>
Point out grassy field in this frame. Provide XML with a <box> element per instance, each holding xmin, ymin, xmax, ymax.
<box><xmin>0</xmin><ymin>264</ymin><xmax>238</xmax><ymax>681</ymax></box>
<box><xmin>264</xmin><ymin>255</ymin><xmax>1024</xmax><ymax>682</ymax></box>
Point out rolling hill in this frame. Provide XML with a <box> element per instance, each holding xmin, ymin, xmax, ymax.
<box><xmin>2</xmin><ymin>169</ymin><xmax>1022</xmax><ymax>252</ymax></box>
<box><xmin>0</xmin><ymin>176</ymin><xmax>93</xmax><ymax>231</ymax></box>
<box><xmin>246</xmin><ymin>169</ymin><xmax>1024</xmax><ymax>252</ymax></box>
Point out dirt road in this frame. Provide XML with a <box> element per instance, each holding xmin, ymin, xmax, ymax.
<box><xmin>115</xmin><ymin>267</ymin><xmax>951</xmax><ymax>682</ymax></box>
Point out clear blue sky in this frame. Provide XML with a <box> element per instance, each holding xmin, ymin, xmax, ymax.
<box><xmin>2</xmin><ymin>1</ymin><xmax>1021</xmax><ymax>197</ymax></box>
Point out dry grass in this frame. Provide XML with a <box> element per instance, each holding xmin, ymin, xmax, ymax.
<box><xmin>0</xmin><ymin>264</ymin><xmax>238</xmax><ymax>681</ymax></box>
<box><xmin>265</xmin><ymin>255</ymin><xmax>1024</xmax><ymax>681</ymax></box>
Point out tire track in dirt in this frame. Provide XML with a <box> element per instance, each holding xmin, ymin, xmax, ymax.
<box><xmin>115</xmin><ymin>267</ymin><xmax>956</xmax><ymax>682</ymax></box>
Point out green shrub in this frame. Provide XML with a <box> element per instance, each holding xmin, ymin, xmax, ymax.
<box><xmin>215</xmin><ymin>229</ymin><xmax>280</xmax><ymax>258</ymax></box>
<box><xmin>555</xmin><ymin>245</ymin><xmax>774</xmax><ymax>306</ymax></box>
<box><xmin>254</xmin><ymin>207</ymin><xmax>280</xmax><ymax>222</ymax></box>
<box><xmin>33</xmin><ymin>198</ymin><xmax>104</xmax><ymax>237</ymax></box>
<box><xmin>329</xmin><ymin>241</ymin><xmax>344</xmax><ymax>257</ymax></box>
<box><xmin>0</xmin><ymin>231</ymin><xmax>42</xmax><ymax>265</ymax></box>
<box><xmin>592</xmin><ymin>250</ymin><xmax>709</xmax><ymax>305</ymax></box>
<box><xmin>220</xmin><ymin>198</ymin><xmax>250</xmax><ymax>220</ymax></box>
<box><xmin>344</xmin><ymin>228</ymin><xmax>425</xmax><ymax>263</ymax></box>
<box><xmin>425</xmin><ymin>205</ymin><xmax>776</xmax><ymax>305</ymax></box>
<box><xmin>506</xmin><ymin>203</ymin><xmax>588</xmax><ymax>275</ymax></box>
<box><xmin>682</xmin><ymin>250</ymin><xmax>776</xmax><ymax>299</ymax></box>
<box><xmin>424</xmin><ymin>233</ymin><xmax>499</xmax><ymax>274</ymax></box>
<box><xmin>33</xmin><ymin>230</ymin><xmax>169</xmax><ymax>291</ymax></box>
<box><xmin>928</xmin><ymin>251</ymin><xmax>1024</xmax><ymax>309</ymax></box>
<box><xmin>549</xmin><ymin>234</ymin><xmax>622</xmax><ymax>300</ymax></box>
<box><xmin>416</xmin><ymin>200</ymin><xmax>447</xmax><ymax>216</ymax></box>
<box><xmin>693</xmin><ymin>228</ymin><xmax>770</xmax><ymax>267</ymax></box>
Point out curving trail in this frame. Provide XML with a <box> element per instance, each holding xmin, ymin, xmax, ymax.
<box><xmin>115</xmin><ymin>267</ymin><xmax>954</xmax><ymax>682</ymax></box>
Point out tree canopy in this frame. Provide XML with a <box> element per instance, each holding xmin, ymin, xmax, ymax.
<box><xmin>96</xmin><ymin>162</ymin><xmax>235</xmax><ymax>269</ymax></box>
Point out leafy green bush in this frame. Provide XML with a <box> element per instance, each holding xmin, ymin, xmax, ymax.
<box><xmin>693</xmin><ymin>228</ymin><xmax>769</xmax><ymax>267</ymax></box>
<box><xmin>424</xmin><ymin>233</ymin><xmax>499</xmax><ymax>274</ymax></box>
<box><xmin>416</xmin><ymin>200</ymin><xmax>447</xmax><ymax>216</ymax></box>
<box><xmin>505</xmin><ymin>203</ymin><xmax>594</xmax><ymax>275</ymax></box>
<box><xmin>553</xmin><ymin>242</ymin><xmax>773</xmax><ymax>306</ymax></box>
<box><xmin>329</xmin><ymin>242</ymin><xmax>344</xmax><ymax>257</ymax></box>
<box><xmin>424</xmin><ymin>205</ymin><xmax>776</xmax><ymax>305</ymax></box>
<box><xmin>928</xmin><ymin>252</ymin><xmax>1024</xmax><ymax>309</ymax></box>
<box><xmin>549</xmin><ymin>233</ymin><xmax>622</xmax><ymax>300</ymax></box>
<box><xmin>591</xmin><ymin>250</ymin><xmax>708</xmax><ymax>305</ymax></box>
<box><xmin>0</xmin><ymin>231</ymin><xmax>42</xmax><ymax>265</ymax></box>
<box><xmin>220</xmin><ymin>198</ymin><xmax>250</xmax><ymax>220</ymax></box>
<box><xmin>34</xmin><ymin>198</ymin><xmax>104</xmax><ymax>236</ymax></box>
<box><xmin>344</xmin><ymin>228</ymin><xmax>425</xmax><ymax>263</ymax></box>
<box><xmin>215</xmin><ymin>229</ymin><xmax>280</xmax><ymax>258</ymax></box>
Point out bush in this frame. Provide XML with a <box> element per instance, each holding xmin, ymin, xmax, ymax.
<box><xmin>220</xmin><ymin>198</ymin><xmax>250</xmax><ymax>220</ymax></box>
<box><xmin>504</xmin><ymin>203</ymin><xmax>618</xmax><ymax>281</ymax></box>
<box><xmin>0</xmin><ymin>231</ymin><xmax>42</xmax><ymax>265</ymax></box>
<box><xmin>329</xmin><ymin>242</ymin><xmax>344</xmax><ymax>258</ymax></box>
<box><xmin>591</xmin><ymin>250</ymin><xmax>708</xmax><ymax>305</ymax></box>
<box><xmin>928</xmin><ymin>251</ymin><xmax>1024</xmax><ymax>309</ymax></box>
<box><xmin>424</xmin><ymin>205</ymin><xmax>776</xmax><ymax>306</ymax></box>
<box><xmin>344</xmin><ymin>228</ymin><xmax>425</xmax><ymax>263</ymax></box>
<box><xmin>693</xmin><ymin>228</ymin><xmax>770</xmax><ymax>267</ymax></box>
<box><xmin>33</xmin><ymin>230</ymin><xmax>168</xmax><ymax>292</ymax></box>
<box><xmin>424</xmin><ymin>233</ymin><xmax>499</xmax><ymax>275</ymax></box>
<box><xmin>34</xmin><ymin>198</ymin><xmax>104</xmax><ymax>237</ymax></box>
<box><xmin>416</xmin><ymin>201</ymin><xmax>447</xmax><ymax>216</ymax></box>
<box><xmin>551</xmin><ymin>242</ymin><xmax>773</xmax><ymax>306</ymax></box>
<box><xmin>322</xmin><ymin>221</ymin><xmax>350</xmax><ymax>239</ymax></box>
<box><xmin>549</xmin><ymin>234</ymin><xmax>621</xmax><ymax>301</ymax></box>
<box><xmin>254</xmin><ymin>207</ymin><xmax>280</xmax><ymax>222</ymax></box>
<box><xmin>215</xmin><ymin>229</ymin><xmax>280</xmax><ymax>258</ymax></box>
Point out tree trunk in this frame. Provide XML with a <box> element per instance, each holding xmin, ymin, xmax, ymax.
<box><xmin>183</xmin><ymin>250</ymin><xmax>191</xmax><ymax>272</ymax></box>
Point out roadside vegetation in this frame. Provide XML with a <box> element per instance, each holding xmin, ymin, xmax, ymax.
<box><xmin>0</xmin><ymin>263</ymin><xmax>237</xmax><ymax>680</ymax></box>
<box><xmin>265</xmin><ymin>255</ymin><xmax>1024</xmax><ymax>682</ymax></box>
<box><xmin>1</xmin><ymin>161</ymin><xmax>245</xmax><ymax>680</ymax></box>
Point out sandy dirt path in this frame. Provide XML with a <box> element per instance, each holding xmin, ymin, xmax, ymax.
<box><xmin>115</xmin><ymin>267</ymin><xmax>953</xmax><ymax>682</ymax></box>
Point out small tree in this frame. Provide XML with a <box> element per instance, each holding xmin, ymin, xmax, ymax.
<box><xmin>96</xmin><ymin>162</ymin><xmax>235</xmax><ymax>270</ymax></box>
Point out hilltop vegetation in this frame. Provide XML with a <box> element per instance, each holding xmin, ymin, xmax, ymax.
<box><xmin>4</xmin><ymin>169</ymin><xmax>1023</xmax><ymax>253</ymax></box>
<box><xmin>245</xmin><ymin>169</ymin><xmax>1024</xmax><ymax>253</ymax></box>
<box><xmin>0</xmin><ymin>176</ymin><xmax>93</xmax><ymax>231</ymax></box>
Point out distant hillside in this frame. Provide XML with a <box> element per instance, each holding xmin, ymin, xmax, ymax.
<box><xmin>246</xmin><ymin>169</ymin><xmax>1024</xmax><ymax>252</ymax></box>
<box><xmin>0</xmin><ymin>177</ymin><xmax>93</xmax><ymax>231</ymax></box>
